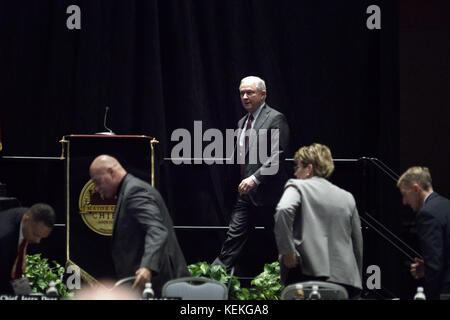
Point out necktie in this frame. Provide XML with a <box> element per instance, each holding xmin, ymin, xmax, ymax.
<box><xmin>11</xmin><ymin>239</ymin><xmax>28</xmax><ymax>279</ymax></box>
<box><xmin>244</xmin><ymin>114</ymin><xmax>254</xmax><ymax>155</ymax></box>
<box><xmin>241</xmin><ymin>114</ymin><xmax>254</xmax><ymax>178</ymax></box>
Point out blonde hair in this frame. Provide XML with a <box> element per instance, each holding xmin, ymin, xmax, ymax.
<box><xmin>294</xmin><ymin>143</ymin><xmax>334</xmax><ymax>179</ymax></box>
<box><xmin>397</xmin><ymin>166</ymin><xmax>432</xmax><ymax>191</ymax></box>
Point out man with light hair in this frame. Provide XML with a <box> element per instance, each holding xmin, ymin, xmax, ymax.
<box><xmin>397</xmin><ymin>166</ymin><xmax>450</xmax><ymax>299</ymax></box>
<box><xmin>212</xmin><ymin>76</ymin><xmax>290</xmax><ymax>273</ymax></box>
<box><xmin>240</xmin><ymin>76</ymin><xmax>266</xmax><ymax>92</ymax></box>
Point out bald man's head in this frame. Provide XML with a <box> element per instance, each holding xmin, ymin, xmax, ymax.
<box><xmin>89</xmin><ymin>155</ymin><xmax>127</xmax><ymax>200</ymax></box>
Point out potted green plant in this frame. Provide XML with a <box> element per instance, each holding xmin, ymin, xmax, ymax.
<box><xmin>188</xmin><ymin>261</ymin><xmax>284</xmax><ymax>300</ymax></box>
<box><xmin>248</xmin><ymin>262</ymin><xmax>284</xmax><ymax>300</ymax></box>
<box><xmin>25</xmin><ymin>253</ymin><xmax>70</xmax><ymax>298</ymax></box>
<box><xmin>188</xmin><ymin>261</ymin><xmax>245</xmax><ymax>299</ymax></box>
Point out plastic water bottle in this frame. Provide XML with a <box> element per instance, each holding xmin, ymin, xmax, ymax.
<box><xmin>414</xmin><ymin>287</ymin><xmax>426</xmax><ymax>300</ymax></box>
<box><xmin>309</xmin><ymin>285</ymin><xmax>321</xmax><ymax>300</ymax></box>
<box><xmin>46</xmin><ymin>281</ymin><xmax>59</xmax><ymax>297</ymax></box>
<box><xmin>142</xmin><ymin>282</ymin><xmax>155</xmax><ymax>299</ymax></box>
<box><xmin>293</xmin><ymin>283</ymin><xmax>305</xmax><ymax>300</ymax></box>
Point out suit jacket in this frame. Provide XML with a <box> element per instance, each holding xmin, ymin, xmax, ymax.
<box><xmin>0</xmin><ymin>207</ymin><xmax>27</xmax><ymax>294</ymax></box>
<box><xmin>236</xmin><ymin>104</ymin><xmax>290</xmax><ymax>207</ymax></box>
<box><xmin>274</xmin><ymin>177</ymin><xmax>363</xmax><ymax>289</ymax></box>
<box><xmin>111</xmin><ymin>174</ymin><xmax>189</xmax><ymax>296</ymax></box>
<box><xmin>416</xmin><ymin>192</ymin><xmax>450</xmax><ymax>299</ymax></box>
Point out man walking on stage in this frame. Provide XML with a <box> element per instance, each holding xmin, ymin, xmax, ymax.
<box><xmin>213</xmin><ymin>76</ymin><xmax>290</xmax><ymax>273</ymax></box>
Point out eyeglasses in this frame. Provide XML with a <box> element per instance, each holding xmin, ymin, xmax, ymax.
<box><xmin>240</xmin><ymin>90</ymin><xmax>257</xmax><ymax>97</ymax></box>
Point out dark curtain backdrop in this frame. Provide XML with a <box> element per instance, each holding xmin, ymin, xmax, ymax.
<box><xmin>1</xmin><ymin>0</ymin><xmax>407</xmax><ymax>297</ymax></box>
<box><xmin>1</xmin><ymin>0</ymin><xmax>397</xmax><ymax>159</ymax></box>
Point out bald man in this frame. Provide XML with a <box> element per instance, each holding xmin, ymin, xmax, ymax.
<box><xmin>89</xmin><ymin>155</ymin><xmax>189</xmax><ymax>296</ymax></box>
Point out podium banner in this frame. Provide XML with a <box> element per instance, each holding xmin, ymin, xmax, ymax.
<box><xmin>61</xmin><ymin>134</ymin><xmax>159</xmax><ymax>284</ymax></box>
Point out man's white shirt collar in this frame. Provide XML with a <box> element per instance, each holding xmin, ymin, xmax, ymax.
<box><xmin>249</xmin><ymin>102</ymin><xmax>265</xmax><ymax>122</ymax></box>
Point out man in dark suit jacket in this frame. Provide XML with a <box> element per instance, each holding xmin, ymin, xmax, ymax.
<box><xmin>89</xmin><ymin>155</ymin><xmax>189</xmax><ymax>296</ymax></box>
<box><xmin>0</xmin><ymin>203</ymin><xmax>55</xmax><ymax>293</ymax></box>
<box><xmin>213</xmin><ymin>76</ymin><xmax>290</xmax><ymax>272</ymax></box>
<box><xmin>397</xmin><ymin>166</ymin><xmax>450</xmax><ymax>299</ymax></box>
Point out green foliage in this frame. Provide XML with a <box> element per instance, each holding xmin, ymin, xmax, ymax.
<box><xmin>188</xmin><ymin>261</ymin><xmax>245</xmax><ymax>300</ymax></box>
<box><xmin>250</xmin><ymin>261</ymin><xmax>284</xmax><ymax>300</ymax></box>
<box><xmin>25</xmin><ymin>254</ymin><xmax>69</xmax><ymax>297</ymax></box>
<box><xmin>188</xmin><ymin>261</ymin><xmax>284</xmax><ymax>300</ymax></box>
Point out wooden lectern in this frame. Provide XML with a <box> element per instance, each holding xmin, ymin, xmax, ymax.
<box><xmin>60</xmin><ymin>134</ymin><xmax>160</xmax><ymax>285</ymax></box>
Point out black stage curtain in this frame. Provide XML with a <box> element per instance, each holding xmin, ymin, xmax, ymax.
<box><xmin>0</xmin><ymin>0</ymin><xmax>409</xmax><ymax>297</ymax></box>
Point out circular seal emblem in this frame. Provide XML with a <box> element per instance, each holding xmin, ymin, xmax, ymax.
<box><xmin>78</xmin><ymin>180</ymin><xmax>116</xmax><ymax>236</ymax></box>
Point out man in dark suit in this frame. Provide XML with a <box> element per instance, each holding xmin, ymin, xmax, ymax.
<box><xmin>397</xmin><ymin>166</ymin><xmax>450</xmax><ymax>299</ymax></box>
<box><xmin>0</xmin><ymin>203</ymin><xmax>55</xmax><ymax>293</ymax></box>
<box><xmin>213</xmin><ymin>76</ymin><xmax>290</xmax><ymax>272</ymax></box>
<box><xmin>89</xmin><ymin>155</ymin><xmax>189</xmax><ymax>296</ymax></box>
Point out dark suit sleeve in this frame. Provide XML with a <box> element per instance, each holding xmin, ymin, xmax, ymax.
<box><xmin>253</xmin><ymin>113</ymin><xmax>290</xmax><ymax>183</ymax></box>
<box><xmin>416</xmin><ymin>209</ymin><xmax>444</xmax><ymax>298</ymax></box>
<box><xmin>125</xmin><ymin>186</ymin><xmax>168</xmax><ymax>275</ymax></box>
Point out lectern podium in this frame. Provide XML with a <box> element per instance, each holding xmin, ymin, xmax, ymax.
<box><xmin>60</xmin><ymin>134</ymin><xmax>160</xmax><ymax>285</ymax></box>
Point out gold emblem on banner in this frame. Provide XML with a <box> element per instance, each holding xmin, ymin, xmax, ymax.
<box><xmin>78</xmin><ymin>180</ymin><xmax>116</xmax><ymax>236</ymax></box>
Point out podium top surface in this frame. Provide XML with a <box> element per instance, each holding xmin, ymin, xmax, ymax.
<box><xmin>64</xmin><ymin>134</ymin><xmax>156</xmax><ymax>141</ymax></box>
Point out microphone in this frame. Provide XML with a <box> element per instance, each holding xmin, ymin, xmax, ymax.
<box><xmin>96</xmin><ymin>106</ymin><xmax>115</xmax><ymax>135</ymax></box>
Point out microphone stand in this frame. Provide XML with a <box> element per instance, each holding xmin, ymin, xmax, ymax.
<box><xmin>96</xmin><ymin>106</ymin><xmax>115</xmax><ymax>135</ymax></box>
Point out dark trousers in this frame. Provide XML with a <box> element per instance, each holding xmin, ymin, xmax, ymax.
<box><xmin>215</xmin><ymin>194</ymin><xmax>277</xmax><ymax>272</ymax></box>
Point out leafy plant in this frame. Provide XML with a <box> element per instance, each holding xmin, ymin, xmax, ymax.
<box><xmin>188</xmin><ymin>261</ymin><xmax>284</xmax><ymax>300</ymax></box>
<box><xmin>25</xmin><ymin>254</ymin><xmax>69</xmax><ymax>298</ymax></box>
<box><xmin>249</xmin><ymin>261</ymin><xmax>284</xmax><ymax>300</ymax></box>
<box><xmin>188</xmin><ymin>261</ymin><xmax>245</xmax><ymax>299</ymax></box>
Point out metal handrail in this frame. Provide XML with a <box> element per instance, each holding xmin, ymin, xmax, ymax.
<box><xmin>113</xmin><ymin>276</ymin><xmax>136</xmax><ymax>288</ymax></box>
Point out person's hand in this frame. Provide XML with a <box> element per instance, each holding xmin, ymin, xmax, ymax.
<box><xmin>133</xmin><ymin>267</ymin><xmax>152</xmax><ymax>290</ymax></box>
<box><xmin>238</xmin><ymin>177</ymin><xmax>256</xmax><ymax>195</ymax></box>
<box><xmin>410</xmin><ymin>257</ymin><xmax>424</xmax><ymax>279</ymax></box>
<box><xmin>282</xmin><ymin>253</ymin><xmax>298</xmax><ymax>269</ymax></box>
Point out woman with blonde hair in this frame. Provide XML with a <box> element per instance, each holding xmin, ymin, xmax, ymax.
<box><xmin>274</xmin><ymin>143</ymin><xmax>363</xmax><ymax>298</ymax></box>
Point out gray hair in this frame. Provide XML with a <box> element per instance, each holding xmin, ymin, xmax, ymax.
<box><xmin>240</xmin><ymin>76</ymin><xmax>266</xmax><ymax>91</ymax></box>
<box><xmin>397</xmin><ymin>166</ymin><xmax>433</xmax><ymax>191</ymax></box>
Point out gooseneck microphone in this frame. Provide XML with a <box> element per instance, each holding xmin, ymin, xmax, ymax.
<box><xmin>96</xmin><ymin>106</ymin><xmax>115</xmax><ymax>135</ymax></box>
